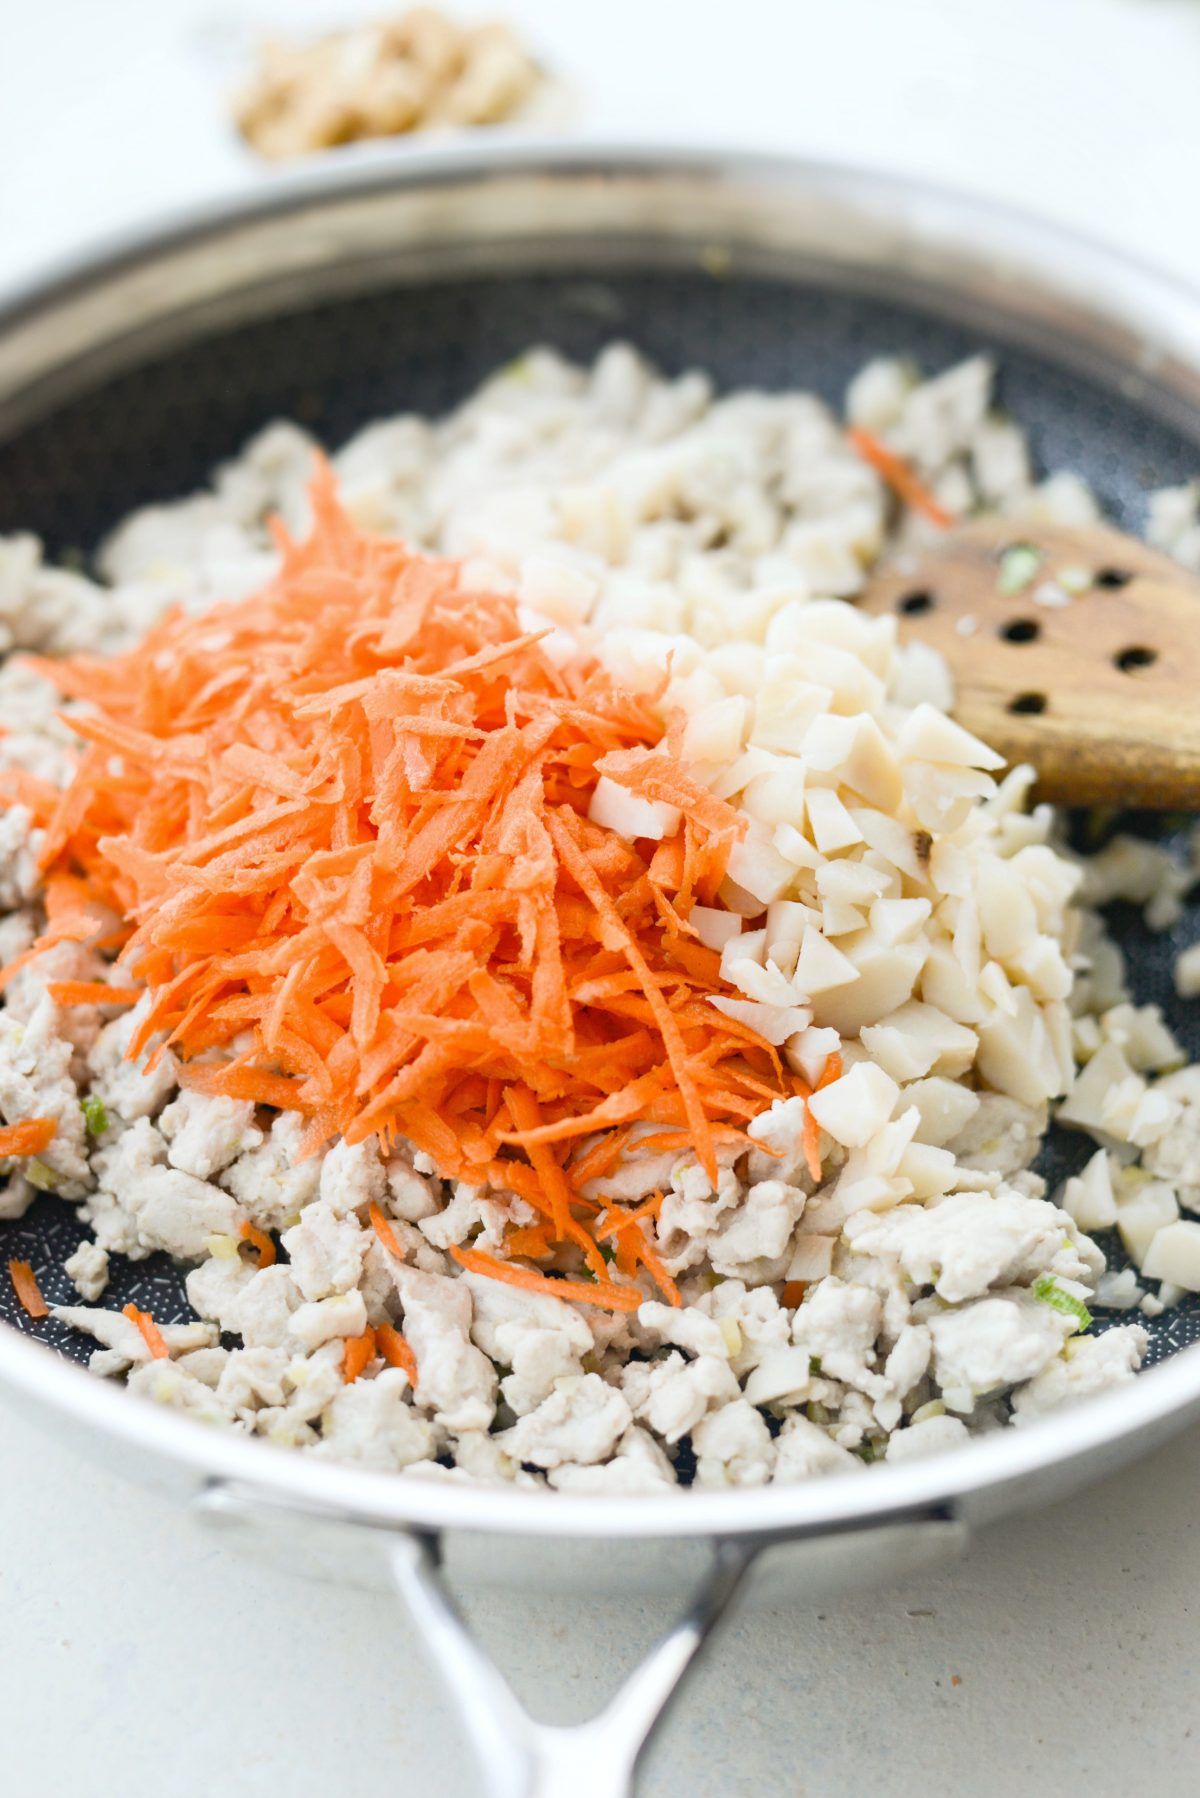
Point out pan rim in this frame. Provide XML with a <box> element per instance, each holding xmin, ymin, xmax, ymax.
<box><xmin>0</xmin><ymin>133</ymin><xmax>1198</xmax><ymax>326</ymax></box>
<box><xmin>3</xmin><ymin>1319</ymin><xmax>1199</xmax><ymax>1538</ymax></box>
<box><xmin>2</xmin><ymin>137</ymin><xmax>1200</xmax><ymax>1541</ymax></box>
<box><xmin>3</xmin><ymin>136</ymin><xmax>1200</xmax><ymax>435</ymax></box>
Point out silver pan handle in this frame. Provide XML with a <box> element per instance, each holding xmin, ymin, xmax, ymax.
<box><xmin>200</xmin><ymin>1482</ymin><xmax>964</xmax><ymax>1798</ymax></box>
<box><xmin>387</xmin><ymin>1531</ymin><xmax>758</xmax><ymax>1798</ymax></box>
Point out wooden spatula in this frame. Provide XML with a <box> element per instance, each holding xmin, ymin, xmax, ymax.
<box><xmin>858</xmin><ymin>518</ymin><xmax>1200</xmax><ymax>808</ymax></box>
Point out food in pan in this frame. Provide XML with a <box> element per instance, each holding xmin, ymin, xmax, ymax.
<box><xmin>2</xmin><ymin>344</ymin><xmax>1199</xmax><ymax>1490</ymax></box>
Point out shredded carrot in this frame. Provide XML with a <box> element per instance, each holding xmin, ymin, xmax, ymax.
<box><xmin>781</xmin><ymin>1280</ymin><xmax>807</xmax><ymax>1309</ymax></box>
<box><xmin>595</xmin><ymin>1192</ymin><xmax>680</xmax><ymax>1306</ymax></box>
<box><xmin>376</xmin><ymin>1320</ymin><xmax>418</xmax><ymax>1386</ymax></box>
<box><xmin>504</xmin><ymin>1223</ymin><xmax>553</xmax><ymax>1260</ymax></box>
<box><xmin>237</xmin><ymin>1219</ymin><xmax>276</xmax><ymax>1268</ymax></box>
<box><xmin>801</xmin><ymin>1049</ymin><xmax>843</xmax><ymax>1183</ymax></box>
<box><xmin>0</xmin><ymin>1117</ymin><xmax>57</xmax><ymax>1159</ymax></box>
<box><xmin>624</xmin><ymin>1231</ymin><xmax>680</xmax><ymax>1307</ymax></box>
<box><xmin>566</xmin><ymin>1123</ymin><xmax>638</xmax><ymax>1191</ymax></box>
<box><xmin>8</xmin><ymin>1258</ymin><xmax>48</xmax><ymax>1319</ymax></box>
<box><xmin>847</xmin><ymin>426</ymin><xmax>953</xmax><ymax>529</ymax></box>
<box><xmin>342</xmin><ymin>1325</ymin><xmax>377</xmax><ymax>1383</ymax></box>
<box><xmin>802</xmin><ymin>1102</ymin><xmax>823</xmax><ymax>1186</ymax></box>
<box><xmin>0</xmin><ymin>461</ymin><xmax>799</xmax><ymax>1299</ymax></box>
<box><xmin>46</xmin><ymin>981</ymin><xmax>141</xmax><ymax>1007</ymax></box>
<box><xmin>505</xmin><ymin>1084</ymin><xmax>576</xmax><ymax>1241</ymax></box>
<box><xmin>122</xmin><ymin>1302</ymin><xmax>169</xmax><ymax>1359</ymax></box>
<box><xmin>450</xmin><ymin>1244</ymin><xmax>642</xmax><ymax>1313</ymax></box>
<box><xmin>369</xmin><ymin>1200</ymin><xmax>404</xmax><ymax>1260</ymax></box>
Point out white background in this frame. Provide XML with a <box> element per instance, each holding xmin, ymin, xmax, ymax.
<box><xmin>2</xmin><ymin>2</ymin><xmax>1199</xmax><ymax>1794</ymax></box>
<box><xmin>4</xmin><ymin>0</ymin><xmax>1200</xmax><ymax>292</ymax></box>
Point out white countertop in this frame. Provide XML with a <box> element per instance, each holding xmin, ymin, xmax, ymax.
<box><xmin>2</xmin><ymin>1406</ymin><xmax>1198</xmax><ymax>1796</ymax></box>
<box><xmin>4</xmin><ymin>0</ymin><xmax>1200</xmax><ymax>294</ymax></box>
<box><xmin>2</xmin><ymin>2</ymin><xmax>1200</xmax><ymax>1792</ymax></box>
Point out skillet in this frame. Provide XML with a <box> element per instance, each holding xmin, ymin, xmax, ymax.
<box><xmin>1</xmin><ymin>144</ymin><xmax>1199</xmax><ymax>1797</ymax></box>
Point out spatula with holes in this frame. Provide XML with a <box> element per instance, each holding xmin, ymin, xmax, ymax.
<box><xmin>858</xmin><ymin>518</ymin><xmax>1200</xmax><ymax>809</ymax></box>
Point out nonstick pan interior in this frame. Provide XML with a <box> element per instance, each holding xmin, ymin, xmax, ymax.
<box><xmin>1</xmin><ymin>265</ymin><xmax>1198</xmax><ymax>1373</ymax></box>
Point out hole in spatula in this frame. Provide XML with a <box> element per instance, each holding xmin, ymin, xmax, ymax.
<box><xmin>1009</xmin><ymin>692</ymin><xmax>1047</xmax><ymax>715</ymax></box>
<box><xmin>1096</xmin><ymin>567</ymin><xmax>1133</xmax><ymax>589</ymax></box>
<box><xmin>899</xmin><ymin>590</ymin><xmax>933</xmax><ymax>615</ymax></box>
<box><xmin>1000</xmin><ymin>618</ymin><xmax>1040</xmax><ymax>643</ymax></box>
<box><xmin>1115</xmin><ymin>645</ymin><xmax>1157</xmax><ymax>673</ymax></box>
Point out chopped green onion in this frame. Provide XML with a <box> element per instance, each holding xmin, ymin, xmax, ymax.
<box><xmin>1033</xmin><ymin>1275</ymin><xmax>1092</xmax><ymax>1331</ymax></box>
<box><xmin>809</xmin><ymin>1354</ymin><xmax>823</xmax><ymax>1376</ymax></box>
<box><xmin>203</xmin><ymin>1233</ymin><xmax>240</xmax><ymax>1261</ymax></box>
<box><xmin>1057</xmin><ymin>564</ymin><xmax>1093</xmax><ymax>595</ymax></box>
<box><xmin>910</xmin><ymin>1399</ymin><xmax>945</xmax><ymax>1426</ymax></box>
<box><xmin>24</xmin><ymin>1159</ymin><xmax>56</xmax><ymax>1192</ymax></box>
<box><xmin>997</xmin><ymin>543</ymin><xmax>1043</xmax><ymax>595</ymax></box>
<box><xmin>81</xmin><ymin>1094</ymin><xmax>107</xmax><ymax>1136</ymax></box>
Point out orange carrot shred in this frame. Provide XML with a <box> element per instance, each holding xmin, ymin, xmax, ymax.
<box><xmin>369</xmin><ymin>1201</ymin><xmax>404</xmax><ymax>1260</ymax></box>
<box><xmin>342</xmin><ymin>1326</ymin><xmax>377</xmax><ymax>1383</ymax></box>
<box><xmin>504</xmin><ymin>1223</ymin><xmax>553</xmax><ymax>1260</ymax></box>
<box><xmin>2</xmin><ymin>463</ymin><xmax>797</xmax><ymax>1282</ymax></box>
<box><xmin>0</xmin><ymin>1117</ymin><xmax>57</xmax><ymax>1159</ymax></box>
<box><xmin>801</xmin><ymin>1050</ymin><xmax>842</xmax><ymax>1183</ymax></box>
<box><xmin>781</xmin><ymin>1280</ymin><xmax>807</xmax><ymax>1309</ymax></box>
<box><xmin>505</xmin><ymin>1084</ymin><xmax>575</xmax><ymax>1242</ymax></box>
<box><xmin>376</xmin><ymin>1321</ymin><xmax>418</xmax><ymax>1386</ymax></box>
<box><xmin>627</xmin><ymin>1232</ymin><xmax>680</xmax><ymax>1307</ymax></box>
<box><xmin>802</xmin><ymin>1102</ymin><xmax>823</xmax><ymax>1186</ymax></box>
<box><xmin>450</xmin><ymin>1244</ymin><xmax>641</xmax><ymax>1313</ymax></box>
<box><xmin>122</xmin><ymin>1303</ymin><xmax>169</xmax><ymax>1359</ymax></box>
<box><xmin>237</xmin><ymin>1219</ymin><xmax>277</xmax><ymax>1268</ymax></box>
<box><xmin>595</xmin><ymin>1193</ymin><xmax>681</xmax><ymax>1306</ymax></box>
<box><xmin>847</xmin><ymin>427</ymin><xmax>953</xmax><ymax>529</ymax></box>
<box><xmin>8</xmin><ymin>1259</ymin><xmax>48</xmax><ymax>1319</ymax></box>
<box><xmin>46</xmin><ymin>981</ymin><xmax>141</xmax><ymax>1008</ymax></box>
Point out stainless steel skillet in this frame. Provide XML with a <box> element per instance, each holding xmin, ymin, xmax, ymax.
<box><xmin>1</xmin><ymin>143</ymin><xmax>1200</xmax><ymax>1798</ymax></box>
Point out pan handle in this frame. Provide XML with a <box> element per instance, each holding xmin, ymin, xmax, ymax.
<box><xmin>385</xmin><ymin>1529</ymin><xmax>758</xmax><ymax>1798</ymax></box>
<box><xmin>199</xmin><ymin>1481</ymin><xmax>963</xmax><ymax>1798</ymax></box>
